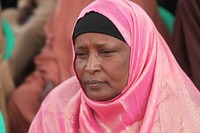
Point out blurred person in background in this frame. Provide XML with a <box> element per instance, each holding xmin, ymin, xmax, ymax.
<box><xmin>0</xmin><ymin>4</ymin><xmax>15</xmax><ymax>132</ymax></box>
<box><xmin>171</xmin><ymin>0</ymin><xmax>200</xmax><ymax>90</ymax></box>
<box><xmin>2</xmin><ymin>0</ymin><xmax>56</xmax><ymax>86</ymax></box>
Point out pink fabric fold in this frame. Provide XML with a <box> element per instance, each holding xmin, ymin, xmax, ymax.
<box><xmin>29</xmin><ymin>0</ymin><xmax>200</xmax><ymax>132</ymax></box>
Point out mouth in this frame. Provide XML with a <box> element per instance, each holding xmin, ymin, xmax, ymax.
<box><xmin>84</xmin><ymin>80</ymin><xmax>106</xmax><ymax>89</ymax></box>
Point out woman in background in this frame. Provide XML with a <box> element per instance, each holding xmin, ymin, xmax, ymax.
<box><xmin>171</xmin><ymin>0</ymin><xmax>200</xmax><ymax>90</ymax></box>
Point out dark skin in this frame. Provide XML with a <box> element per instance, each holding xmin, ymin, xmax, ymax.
<box><xmin>74</xmin><ymin>33</ymin><xmax>130</xmax><ymax>101</ymax></box>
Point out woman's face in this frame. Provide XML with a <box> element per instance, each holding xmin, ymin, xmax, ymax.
<box><xmin>74</xmin><ymin>33</ymin><xmax>130</xmax><ymax>101</ymax></box>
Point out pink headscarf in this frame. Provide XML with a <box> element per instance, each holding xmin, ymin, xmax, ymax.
<box><xmin>29</xmin><ymin>0</ymin><xmax>200</xmax><ymax>132</ymax></box>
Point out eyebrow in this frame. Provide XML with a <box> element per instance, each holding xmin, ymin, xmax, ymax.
<box><xmin>75</xmin><ymin>43</ymin><xmax>108</xmax><ymax>50</ymax></box>
<box><xmin>96</xmin><ymin>43</ymin><xmax>108</xmax><ymax>48</ymax></box>
<box><xmin>74</xmin><ymin>45</ymin><xmax>87</xmax><ymax>51</ymax></box>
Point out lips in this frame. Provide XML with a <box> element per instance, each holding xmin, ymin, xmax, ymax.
<box><xmin>84</xmin><ymin>80</ymin><xmax>105</xmax><ymax>88</ymax></box>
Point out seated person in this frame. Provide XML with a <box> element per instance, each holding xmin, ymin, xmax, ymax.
<box><xmin>171</xmin><ymin>0</ymin><xmax>200</xmax><ymax>90</ymax></box>
<box><xmin>29</xmin><ymin>0</ymin><xmax>200</xmax><ymax>132</ymax></box>
<box><xmin>7</xmin><ymin>0</ymin><xmax>179</xmax><ymax>132</ymax></box>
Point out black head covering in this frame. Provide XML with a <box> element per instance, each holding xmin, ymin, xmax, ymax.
<box><xmin>73</xmin><ymin>11</ymin><xmax>126</xmax><ymax>43</ymax></box>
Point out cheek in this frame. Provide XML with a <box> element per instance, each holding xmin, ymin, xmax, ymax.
<box><xmin>75</xmin><ymin>60</ymin><xmax>85</xmax><ymax>78</ymax></box>
<box><xmin>106</xmin><ymin>57</ymin><xmax>129</xmax><ymax>84</ymax></box>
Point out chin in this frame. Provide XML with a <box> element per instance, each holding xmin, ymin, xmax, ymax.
<box><xmin>87</xmin><ymin>94</ymin><xmax>114</xmax><ymax>101</ymax></box>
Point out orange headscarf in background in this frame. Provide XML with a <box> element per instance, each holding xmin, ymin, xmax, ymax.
<box><xmin>34</xmin><ymin>0</ymin><xmax>93</xmax><ymax>83</ymax></box>
<box><xmin>29</xmin><ymin>0</ymin><xmax>200</xmax><ymax>132</ymax></box>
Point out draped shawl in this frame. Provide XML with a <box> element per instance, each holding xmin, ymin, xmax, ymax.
<box><xmin>29</xmin><ymin>0</ymin><xmax>200</xmax><ymax>132</ymax></box>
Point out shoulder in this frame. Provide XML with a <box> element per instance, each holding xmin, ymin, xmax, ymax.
<box><xmin>38</xmin><ymin>76</ymin><xmax>82</xmax><ymax>114</ymax></box>
<box><xmin>29</xmin><ymin>76</ymin><xmax>81</xmax><ymax>132</ymax></box>
<box><xmin>43</xmin><ymin>76</ymin><xmax>81</xmax><ymax>106</ymax></box>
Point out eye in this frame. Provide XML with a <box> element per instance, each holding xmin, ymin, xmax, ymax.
<box><xmin>99</xmin><ymin>49</ymin><xmax>116</xmax><ymax>57</ymax></box>
<box><xmin>75</xmin><ymin>52</ymin><xmax>88</xmax><ymax>59</ymax></box>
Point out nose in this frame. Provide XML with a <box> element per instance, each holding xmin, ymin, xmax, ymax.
<box><xmin>85</xmin><ymin>54</ymin><xmax>101</xmax><ymax>73</ymax></box>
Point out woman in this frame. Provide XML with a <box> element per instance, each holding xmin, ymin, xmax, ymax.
<box><xmin>29</xmin><ymin>0</ymin><xmax>200</xmax><ymax>132</ymax></box>
<box><xmin>171</xmin><ymin>0</ymin><xmax>200</xmax><ymax>90</ymax></box>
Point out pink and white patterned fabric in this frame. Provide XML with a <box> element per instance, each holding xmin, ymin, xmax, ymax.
<box><xmin>29</xmin><ymin>0</ymin><xmax>200</xmax><ymax>132</ymax></box>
